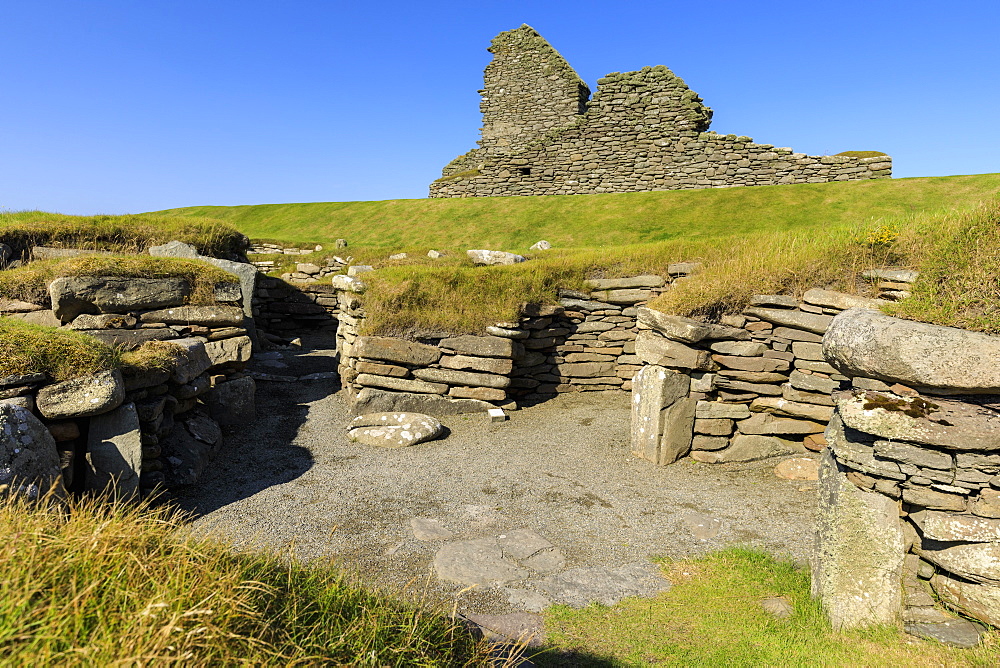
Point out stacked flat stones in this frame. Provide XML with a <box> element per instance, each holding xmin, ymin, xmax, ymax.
<box><xmin>333</xmin><ymin>267</ymin><xmax>700</xmax><ymax>413</ymax></box>
<box><xmin>631</xmin><ymin>287</ymin><xmax>890</xmax><ymax>465</ymax></box>
<box><xmin>431</xmin><ymin>25</ymin><xmax>889</xmax><ymax>199</ymax></box>
<box><xmin>0</xmin><ymin>257</ymin><xmax>257</xmax><ymax>498</ymax></box>
<box><xmin>813</xmin><ymin>307</ymin><xmax>1000</xmax><ymax>634</ymax></box>
<box><xmin>253</xmin><ymin>277</ymin><xmax>338</xmax><ymax>335</ymax></box>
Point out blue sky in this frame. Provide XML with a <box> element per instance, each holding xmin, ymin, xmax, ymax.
<box><xmin>2</xmin><ymin>0</ymin><xmax>997</xmax><ymax>214</ymax></box>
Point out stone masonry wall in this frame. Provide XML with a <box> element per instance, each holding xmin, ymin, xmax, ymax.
<box><xmin>430</xmin><ymin>26</ymin><xmax>890</xmax><ymax>198</ymax></box>
<box><xmin>331</xmin><ymin>265</ymin><xmax>699</xmax><ymax>414</ymax></box>
<box><xmin>1</xmin><ymin>276</ymin><xmax>256</xmax><ymax>499</ymax></box>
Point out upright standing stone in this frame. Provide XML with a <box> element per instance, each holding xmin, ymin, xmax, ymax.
<box><xmin>631</xmin><ymin>365</ymin><xmax>694</xmax><ymax>465</ymax></box>
<box><xmin>86</xmin><ymin>402</ymin><xmax>142</xmax><ymax>497</ymax></box>
<box><xmin>812</xmin><ymin>451</ymin><xmax>904</xmax><ymax>629</ymax></box>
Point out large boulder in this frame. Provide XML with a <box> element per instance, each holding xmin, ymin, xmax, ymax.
<box><xmin>0</xmin><ymin>402</ymin><xmax>63</xmax><ymax>498</ymax></box>
<box><xmin>811</xmin><ymin>451</ymin><xmax>904</xmax><ymax>629</ymax></box>
<box><xmin>49</xmin><ymin>276</ymin><xmax>191</xmax><ymax>322</ymax></box>
<box><xmin>347</xmin><ymin>412</ymin><xmax>444</xmax><ymax>448</ymax></box>
<box><xmin>823</xmin><ymin>308</ymin><xmax>1000</xmax><ymax>394</ymax></box>
<box><xmin>36</xmin><ymin>370</ymin><xmax>124</xmax><ymax>419</ymax></box>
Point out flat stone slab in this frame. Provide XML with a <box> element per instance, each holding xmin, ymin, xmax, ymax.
<box><xmin>348</xmin><ymin>412</ymin><xmax>444</xmax><ymax>448</ymax></box>
<box><xmin>434</xmin><ymin>539</ymin><xmax>530</xmax><ymax>585</ymax></box>
<box><xmin>411</xmin><ymin>517</ymin><xmax>454</xmax><ymax>541</ymax></box>
<box><xmin>533</xmin><ymin>562</ymin><xmax>671</xmax><ymax>608</ymax></box>
<box><xmin>905</xmin><ymin>620</ymin><xmax>984</xmax><ymax>648</ymax></box>
<box><xmin>677</xmin><ymin>509</ymin><xmax>723</xmax><ymax>540</ymax></box>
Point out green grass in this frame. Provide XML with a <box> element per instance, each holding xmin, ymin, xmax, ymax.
<box><xmin>0</xmin><ymin>210</ymin><xmax>248</xmax><ymax>259</ymax></box>
<box><xmin>0</xmin><ymin>255</ymin><xmax>237</xmax><ymax>306</ymax></box>
<box><xmin>835</xmin><ymin>150</ymin><xmax>889</xmax><ymax>158</ymax></box>
<box><xmin>0</xmin><ymin>493</ymin><xmax>489</xmax><ymax>666</ymax></box>
<box><xmin>535</xmin><ymin>548</ymin><xmax>999</xmax><ymax>667</ymax></box>
<box><xmin>0</xmin><ymin>319</ymin><xmax>191</xmax><ymax>381</ymax></box>
<box><xmin>0</xmin><ymin>318</ymin><xmax>119</xmax><ymax>381</ymax></box>
<box><xmin>153</xmin><ymin>173</ymin><xmax>1000</xmax><ymax>249</ymax></box>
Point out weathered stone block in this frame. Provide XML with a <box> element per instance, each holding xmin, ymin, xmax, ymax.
<box><xmin>36</xmin><ymin>370</ymin><xmax>124</xmax><ymax>419</ymax></box>
<box><xmin>49</xmin><ymin>276</ymin><xmax>191</xmax><ymax>322</ymax></box>
<box><xmin>824</xmin><ymin>308</ymin><xmax>1000</xmax><ymax>393</ymax></box>
<box><xmin>355</xmin><ymin>373</ymin><xmax>448</xmax><ymax>395</ymax></box>
<box><xmin>634</xmin><ymin>331</ymin><xmax>711</xmax><ymax>370</ymax></box>
<box><xmin>86</xmin><ymin>402</ymin><xmax>141</xmax><ymax>497</ymax></box>
<box><xmin>354</xmin><ymin>336</ymin><xmax>441</xmax><ymax>366</ymax></box>
<box><xmin>440</xmin><ymin>335</ymin><xmax>516</xmax><ymax>358</ymax></box>
<box><xmin>812</xmin><ymin>451</ymin><xmax>904</xmax><ymax>629</ymax></box>
<box><xmin>140</xmin><ymin>305</ymin><xmax>244</xmax><ymax>327</ymax></box>
<box><xmin>413</xmin><ymin>367</ymin><xmax>510</xmax><ymax>389</ymax></box>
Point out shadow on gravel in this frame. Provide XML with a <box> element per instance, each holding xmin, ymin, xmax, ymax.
<box><xmin>173</xmin><ymin>342</ymin><xmax>342</xmax><ymax>518</ymax></box>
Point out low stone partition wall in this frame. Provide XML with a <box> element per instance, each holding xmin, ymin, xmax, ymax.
<box><xmin>812</xmin><ymin>308</ymin><xmax>1000</xmax><ymax>635</ymax></box>
<box><xmin>1</xmin><ymin>335</ymin><xmax>255</xmax><ymax>500</ymax></box>
<box><xmin>629</xmin><ymin>286</ymin><xmax>904</xmax><ymax>464</ymax></box>
<box><xmin>331</xmin><ymin>268</ymin><xmax>697</xmax><ymax>413</ymax></box>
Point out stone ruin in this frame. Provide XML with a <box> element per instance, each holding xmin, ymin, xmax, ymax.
<box><xmin>430</xmin><ymin>25</ymin><xmax>891</xmax><ymax>198</ymax></box>
<box><xmin>4</xmin><ymin>233</ymin><xmax>999</xmax><ymax>643</ymax></box>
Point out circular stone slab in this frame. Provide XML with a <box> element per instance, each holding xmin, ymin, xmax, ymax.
<box><xmin>347</xmin><ymin>412</ymin><xmax>444</xmax><ymax>448</ymax></box>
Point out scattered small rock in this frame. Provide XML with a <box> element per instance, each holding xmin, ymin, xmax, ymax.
<box><xmin>335</xmin><ymin>239</ymin><xmax>348</xmax><ymax>249</ymax></box>
<box><xmin>389</xmin><ymin>253</ymin><xmax>407</xmax><ymax>260</ymax></box>
<box><xmin>467</xmin><ymin>249</ymin><xmax>527</xmax><ymax>266</ymax></box>
<box><xmin>427</xmin><ymin>250</ymin><xmax>446</xmax><ymax>259</ymax></box>
<box><xmin>761</xmin><ymin>596</ymin><xmax>794</xmax><ymax>619</ymax></box>
<box><xmin>774</xmin><ymin>457</ymin><xmax>820</xmax><ymax>481</ymax></box>
<box><xmin>529</xmin><ymin>240</ymin><xmax>551</xmax><ymax>251</ymax></box>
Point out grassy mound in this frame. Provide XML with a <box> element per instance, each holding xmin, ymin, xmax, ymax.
<box><xmin>0</xmin><ymin>494</ymin><xmax>487</xmax><ymax>665</ymax></box>
<box><xmin>0</xmin><ymin>255</ymin><xmax>237</xmax><ymax>306</ymax></box>
<box><xmin>0</xmin><ymin>319</ymin><xmax>184</xmax><ymax>381</ymax></box>
<box><xmin>538</xmin><ymin>548</ymin><xmax>998</xmax><ymax>666</ymax></box>
<box><xmin>154</xmin><ymin>173</ymin><xmax>1000</xmax><ymax>249</ymax></box>
<box><xmin>0</xmin><ymin>211</ymin><xmax>248</xmax><ymax>259</ymax></box>
<box><xmin>0</xmin><ymin>318</ymin><xmax>119</xmax><ymax>381</ymax></box>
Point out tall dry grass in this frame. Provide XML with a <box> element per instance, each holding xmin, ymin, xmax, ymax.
<box><xmin>0</xmin><ymin>492</ymin><xmax>488</xmax><ymax>665</ymax></box>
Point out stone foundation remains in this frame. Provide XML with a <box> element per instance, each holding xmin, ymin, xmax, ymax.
<box><xmin>1</xmin><ymin>268</ymin><xmax>256</xmax><ymax>498</ymax></box>
<box><xmin>430</xmin><ymin>25</ymin><xmax>890</xmax><ymax>198</ymax></box>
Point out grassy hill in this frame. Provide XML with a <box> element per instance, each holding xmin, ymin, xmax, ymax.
<box><xmin>154</xmin><ymin>173</ymin><xmax>1000</xmax><ymax>250</ymax></box>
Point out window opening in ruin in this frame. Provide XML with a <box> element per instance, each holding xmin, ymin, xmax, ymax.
<box><xmin>518</xmin><ymin>167</ymin><xmax>531</xmax><ymax>176</ymax></box>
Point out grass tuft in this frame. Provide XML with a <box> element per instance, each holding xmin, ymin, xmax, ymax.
<box><xmin>0</xmin><ymin>318</ymin><xmax>119</xmax><ymax>381</ymax></box>
<box><xmin>0</xmin><ymin>210</ymin><xmax>248</xmax><ymax>259</ymax></box>
<box><xmin>0</xmin><ymin>493</ymin><xmax>489</xmax><ymax>665</ymax></box>
<box><xmin>0</xmin><ymin>255</ymin><xmax>237</xmax><ymax>306</ymax></box>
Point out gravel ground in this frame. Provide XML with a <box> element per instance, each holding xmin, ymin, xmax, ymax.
<box><xmin>176</xmin><ymin>339</ymin><xmax>819</xmax><ymax>616</ymax></box>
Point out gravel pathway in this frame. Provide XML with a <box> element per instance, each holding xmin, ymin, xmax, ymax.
<box><xmin>176</xmin><ymin>341</ymin><xmax>819</xmax><ymax>618</ymax></box>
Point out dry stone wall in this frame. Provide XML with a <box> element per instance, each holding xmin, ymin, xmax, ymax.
<box><xmin>0</xmin><ymin>278</ymin><xmax>256</xmax><ymax>499</ymax></box>
<box><xmin>332</xmin><ymin>266</ymin><xmax>700</xmax><ymax>414</ymax></box>
<box><xmin>431</xmin><ymin>25</ymin><xmax>890</xmax><ymax>198</ymax></box>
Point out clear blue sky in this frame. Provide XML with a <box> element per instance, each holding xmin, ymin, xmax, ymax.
<box><xmin>2</xmin><ymin>0</ymin><xmax>997</xmax><ymax>214</ymax></box>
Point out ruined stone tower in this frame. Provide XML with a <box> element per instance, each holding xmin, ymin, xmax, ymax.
<box><xmin>430</xmin><ymin>25</ymin><xmax>890</xmax><ymax>198</ymax></box>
